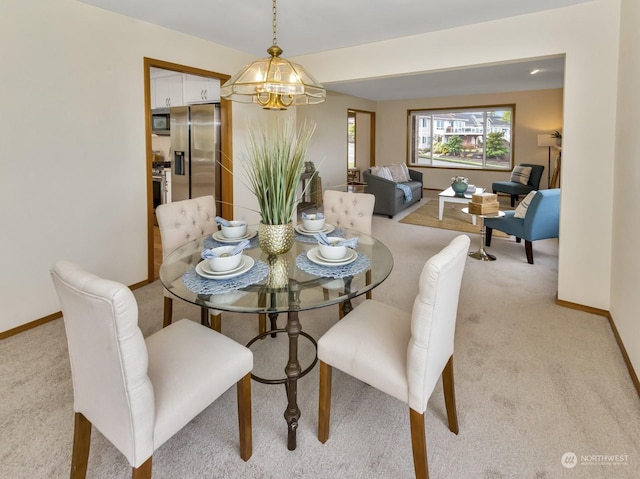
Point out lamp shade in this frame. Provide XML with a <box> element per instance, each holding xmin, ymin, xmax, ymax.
<box><xmin>220</xmin><ymin>45</ymin><xmax>325</xmax><ymax>110</ymax></box>
<box><xmin>537</xmin><ymin>134</ymin><xmax>556</xmax><ymax>148</ymax></box>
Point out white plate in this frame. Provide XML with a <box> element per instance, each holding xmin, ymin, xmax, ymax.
<box><xmin>295</xmin><ymin>224</ymin><xmax>335</xmax><ymax>236</ymax></box>
<box><xmin>196</xmin><ymin>256</ymin><xmax>255</xmax><ymax>280</ymax></box>
<box><xmin>200</xmin><ymin>259</ymin><xmax>246</xmax><ymax>276</ymax></box>
<box><xmin>212</xmin><ymin>229</ymin><xmax>257</xmax><ymax>243</ymax></box>
<box><xmin>307</xmin><ymin>247</ymin><xmax>357</xmax><ymax>267</ymax></box>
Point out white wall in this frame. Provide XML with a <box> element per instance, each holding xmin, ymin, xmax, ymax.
<box><xmin>296</xmin><ymin>0</ymin><xmax>621</xmax><ymax>310</ymax></box>
<box><xmin>611</xmin><ymin>0</ymin><xmax>640</xmax><ymax>375</ymax></box>
<box><xmin>0</xmin><ymin>0</ymin><xmax>628</xmax><ymax>337</ymax></box>
<box><xmin>0</xmin><ymin>0</ymin><xmax>254</xmax><ymax>332</ymax></box>
<box><xmin>375</xmin><ymin>89</ymin><xmax>563</xmax><ymax>191</ymax></box>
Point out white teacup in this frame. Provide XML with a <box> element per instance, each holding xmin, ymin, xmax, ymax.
<box><xmin>206</xmin><ymin>246</ymin><xmax>243</xmax><ymax>272</ymax></box>
<box><xmin>221</xmin><ymin>221</ymin><xmax>247</xmax><ymax>239</ymax></box>
<box><xmin>302</xmin><ymin>214</ymin><xmax>325</xmax><ymax>231</ymax></box>
<box><xmin>319</xmin><ymin>237</ymin><xmax>347</xmax><ymax>260</ymax></box>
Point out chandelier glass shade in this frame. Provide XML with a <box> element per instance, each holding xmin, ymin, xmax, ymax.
<box><xmin>220</xmin><ymin>1</ymin><xmax>326</xmax><ymax>110</ymax></box>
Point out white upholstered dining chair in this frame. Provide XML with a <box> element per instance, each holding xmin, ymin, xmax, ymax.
<box><xmin>322</xmin><ymin>190</ymin><xmax>376</xmax><ymax>318</ymax></box>
<box><xmin>50</xmin><ymin>261</ymin><xmax>253</xmax><ymax>479</ymax></box>
<box><xmin>317</xmin><ymin>235</ymin><xmax>470</xmax><ymax>479</ymax></box>
<box><xmin>156</xmin><ymin>196</ymin><xmax>223</xmax><ymax>331</ymax></box>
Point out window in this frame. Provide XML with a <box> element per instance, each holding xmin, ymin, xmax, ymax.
<box><xmin>408</xmin><ymin>105</ymin><xmax>514</xmax><ymax>170</ymax></box>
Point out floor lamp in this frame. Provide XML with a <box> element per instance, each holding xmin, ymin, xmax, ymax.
<box><xmin>537</xmin><ymin>134</ymin><xmax>556</xmax><ymax>189</ymax></box>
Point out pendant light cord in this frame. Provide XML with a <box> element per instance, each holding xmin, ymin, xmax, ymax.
<box><xmin>272</xmin><ymin>0</ymin><xmax>278</xmax><ymax>46</ymax></box>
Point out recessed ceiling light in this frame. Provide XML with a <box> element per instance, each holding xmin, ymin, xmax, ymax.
<box><xmin>530</xmin><ymin>69</ymin><xmax>542</xmax><ymax>75</ymax></box>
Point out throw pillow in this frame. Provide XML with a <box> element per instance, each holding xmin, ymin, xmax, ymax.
<box><xmin>376</xmin><ymin>166</ymin><xmax>394</xmax><ymax>181</ymax></box>
<box><xmin>401</xmin><ymin>163</ymin><xmax>412</xmax><ymax>181</ymax></box>
<box><xmin>387</xmin><ymin>164</ymin><xmax>411</xmax><ymax>182</ymax></box>
<box><xmin>514</xmin><ymin>190</ymin><xmax>537</xmax><ymax>219</ymax></box>
<box><xmin>510</xmin><ymin>165</ymin><xmax>532</xmax><ymax>185</ymax></box>
<box><xmin>369</xmin><ymin>166</ymin><xmax>380</xmax><ymax>176</ymax></box>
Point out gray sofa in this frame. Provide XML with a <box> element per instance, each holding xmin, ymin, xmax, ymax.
<box><xmin>363</xmin><ymin>167</ymin><xmax>423</xmax><ymax>217</ymax></box>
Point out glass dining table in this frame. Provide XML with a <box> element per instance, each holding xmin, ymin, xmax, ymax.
<box><xmin>159</xmin><ymin>225</ymin><xmax>393</xmax><ymax>450</ymax></box>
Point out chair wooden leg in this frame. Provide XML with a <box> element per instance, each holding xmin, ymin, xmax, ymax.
<box><xmin>237</xmin><ymin>373</ymin><xmax>252</xmax><ymax>461</ymax></box>
<box><xmin>442</xmin><ymin>356</ymin><xmax>459</xmax><ymax>435</ymax></box>
<box><xmin>162</xmin><ymin>296</ymin><xmax>173</xmax><ymax>328</ymax></box>
<box><xmin>70</xmin><ymin>412</ymin><xmax>91</xmax><ymax>479</ymax></box>
<box><xmin>510</xmin><ymin>195</ymin><xmax>517</xmax><ymax>207</ymax></box>
<box><xmin>258</xmin><ymin>313</ymin><xmax>267</xmax><ymax>336</ymax></box>
<box><xmin>525</xmin><ymin>240</ymin><xmax>534</xmax><ymax>264</ymax></box>
<box><xmin>485</xmin><ymin>227</ymin><xmax>493</xmax><ymax>247</ymax></box>
<box><xmin>366</xmin><ymin>270</ymin><xmax>372</xmax><ymax>300</ymax></box>
<box><xmin>409</xmin><ymin>409</ymin><xmax>429</xmax><ymax>479</ymax></box>
<box><xmin>131</xmin><ymin>457</ymin><xmax>152</xmax><ymax>479</ymax></box>
<box><xmin>210</xmin><ymin>312</ymin><xmax>222</xmax><ymax>333</ymax></box>
<box><xmin>322</xmin><ymin>288</ymin><xmax>330</xmax><ymax>301</ymax></box>
<box><xmin>318</xmin><ymin>361</ymin><xmax>332</xmax><ymax>443</ymax></box>
<box><xmin>338</xmin><ymin>303</ymin><xmax>345</xmax><ymax>320</ymax></box>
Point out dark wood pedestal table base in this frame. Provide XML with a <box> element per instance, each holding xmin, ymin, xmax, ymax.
<box><xmin>159</xmin><ymin>227</ymin><xmax>393</xmax><ymax>450</ymax></box>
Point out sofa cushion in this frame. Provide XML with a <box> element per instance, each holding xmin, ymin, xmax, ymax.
<box><xmin>510</xmin><ymin>165</ymin><xmax>532</xmax><ymax>185</ymax></box>
<box><xmin>387</xmin><ymin>164</ymin><xmax>411</xmax><ymax>183</ymax></box>
<box><xmin>514</xmin><ymin>190</ymin><xmax>537</xmax><ymax>218</ymax></box>
<box><xmin>373</xmin><ymin>166</ymin><xmax>394</xmax><ymax>181</ymax></box>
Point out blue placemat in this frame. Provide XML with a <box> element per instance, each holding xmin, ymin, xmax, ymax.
<box><xmin>294</xmin><ymin>226</ymin><xmax>346</xmax><ymax>244</ymax></box>
<box><xmin>295</xmin><ymin>252</ymin><xmax>370</xmax><ymax>279</ymax></box>
<box><xmin>182</xmin><ymin>259</ymin><xmax>269</xmax><ymax>295</ymax></box>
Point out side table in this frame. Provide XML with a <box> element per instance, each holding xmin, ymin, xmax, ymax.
<box><xmin>461</xmin><ymin>207</ymin><xmax>505</xmax><ymax>261</ymax></box>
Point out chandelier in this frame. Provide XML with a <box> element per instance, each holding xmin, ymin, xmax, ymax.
<box><xmin>220</xmin><ymin>0</ymin><xmax>326</xmax><ymax>110</ymax></box>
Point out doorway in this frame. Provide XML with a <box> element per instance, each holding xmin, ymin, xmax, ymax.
<box><xmin>347</xmin><ymin>109</ymin><xmax>375</xmax><ymax>190</ymax></box>
<box><xmin>144</xmin><ymin>58</ymin><xmax>234</xmax><ymax>282</ymax></box>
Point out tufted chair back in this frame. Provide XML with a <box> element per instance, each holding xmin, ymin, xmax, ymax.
<box><xmin>156</xmin><ymin>196</ymin><xmax>221</xmax><ymax>328</ymax></box>
<box><xmin>323</xmin><ymin>190</ymin><xmax>375</xmax><ymax>236</ymax></box>
<box><xmin>156</xmin><ymin>196</ymin><xmax>217</xmax><ymax>260</ymax></box>
<box><xmin>51</xmin><ymin>261</ymin><xmax>155</xmax><ymax>467</ymax></box>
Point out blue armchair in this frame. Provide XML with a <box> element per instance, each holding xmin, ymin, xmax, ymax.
<box><xmin>492</xmin><ymin>163</ymin><xmax>544</xmax><ymax>207</ymax></box>
<box><xmin>485</xmin><ymin>189</ymin><xmax>560</xmax><ymax>264</ymax></box>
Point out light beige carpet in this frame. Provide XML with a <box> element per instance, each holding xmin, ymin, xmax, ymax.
<box><xmin>400</xmin><ymin>199</ymin><xmax>510</xmax><ymax>237</ymax></box>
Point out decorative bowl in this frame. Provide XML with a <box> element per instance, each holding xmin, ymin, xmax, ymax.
<box><xmin>221</xmin><ymin>221</ymin><xmax>247</xmax><ymax>239</ymax></box>
<box><xmin>302</xmin><ymin>215</ymin><xmax>325</xmax><ymax>231</ymax></box>
<box><xmin>206</xmin><ymin>246</ymin><xmax>243</xmax><ymax>272</ymax></box>
<box><xmin>319</xmin><ymin>237</ymin><xmax>347</xmax><ymax>260</ymax></box>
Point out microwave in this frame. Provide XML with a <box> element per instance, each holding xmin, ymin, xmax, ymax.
<box><xmin>151</xmin><ymin>108</ymin><xmax>170</xmax><ymax>135</ymax></box>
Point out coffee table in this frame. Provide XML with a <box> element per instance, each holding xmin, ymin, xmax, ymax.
<box><xmin>439</xmin><ymin>187</ymin><xmax>484</xmax><ymax>225</ymax></box>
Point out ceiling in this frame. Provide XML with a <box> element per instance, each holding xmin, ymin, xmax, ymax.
<box><xmin>80</xmin><ymin>0</ymin><xmax>581</xmax><ymax>100</ymax></box>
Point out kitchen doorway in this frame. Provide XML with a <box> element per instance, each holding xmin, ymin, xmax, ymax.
<box><xmin>347</xmin><ymin>109</ymin><xmax>375</xmax><ymax>190</ymax></box>
<box><xmin>144</xmin><ymin>58</ymin><xmax>234</xmax><ymax>282</ymax></box>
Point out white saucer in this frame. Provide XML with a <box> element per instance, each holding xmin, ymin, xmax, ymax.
<box><xmin>307</xmin><ymin>247</ymin><xmax>357</xmax><ymax>267</ymax></box>
<box><xmin>295</xmin><ymin>224</ymin><xmax>335</xmax><ymax>236</ymax></box>
<box><xmin>196</xmin><ymin>256</ymin><xmax>255</xmax><ymax>280</ymax></box>
<box><xmin>212</xmin><ymin>229</ymin><xmax>257</xmax><ymax>243</ymax></box>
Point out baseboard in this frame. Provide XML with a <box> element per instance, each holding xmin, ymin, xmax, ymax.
<box><xmin>0</xmin><ymin>278</ymin><xmax>152</xmax><ymax>341</ymax></box>
<box><xmin>556</xmin><ymin>298</ymin><xmax>640</xmax><ymax>400</ymax></box>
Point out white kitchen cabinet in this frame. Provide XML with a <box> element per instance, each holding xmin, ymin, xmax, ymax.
<box><xmin>153</xmin><ymin>74</ymin><xmax>183</xmax><ymax>108</ymax></box>
<box><xmin>183</xmin><ymin>75</ymin><xmax>220</xmax><ymax>104</ymax></box>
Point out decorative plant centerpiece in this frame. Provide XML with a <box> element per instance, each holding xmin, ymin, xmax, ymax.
<box><xmin>244</xmin><ymin>118</ymin><xmax>316</xmax><ymax>255</ymax></box>
<box><xmin>451</xmin><ymin>175</ymin><xmax>469</xmax><ymax>195</ymax></box>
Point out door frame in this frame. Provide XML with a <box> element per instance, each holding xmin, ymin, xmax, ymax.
<box><xmin>143</xmin><ymin>57</ymin><xmax>233</xmax><ymax>282</ymax></box>
<box><xmin>347</xmin><ymin>109</ymin><xmax>376</xmax><ymax>176</ymax></box>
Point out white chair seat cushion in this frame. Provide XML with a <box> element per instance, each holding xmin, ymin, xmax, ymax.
<box><xmin>146</xmin><ymin>319</ymin><xmax>253</xmax><ymax>449</ymax></box>
<box><xmin>318</xmin><ymin>300</ymin><xmax>412</xmax><ymax>405</ymax></box>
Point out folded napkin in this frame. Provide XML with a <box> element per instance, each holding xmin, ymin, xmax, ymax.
<box><xmin>301</xmin><ymin>212</ymin><xmax>324</xmax><ymax>220</ymax></box>
<box><xmin>201</xmin><ymin>239</ymin><xmax>250</xmax><ymax>259</ymax></box>
<box><xmin>314</xmin><ymin>231</ymin><xmax>359</xmax><ymax>249</ymax></box>
<box><xmin>215</xmin><ymin>216</ymin><xmax>232</xmax><ymax>227</ymax></box>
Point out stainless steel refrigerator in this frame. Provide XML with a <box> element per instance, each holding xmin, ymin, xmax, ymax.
<box><xmin>170</xmin><ymin>104</ymin><xmax>221</xmax><ymax>210</ymax></box>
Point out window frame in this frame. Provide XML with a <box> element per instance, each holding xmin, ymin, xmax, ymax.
<box><xmin>407</xmin><ymin>104</ymin><xmax>515</xmax><ymax>171</ymax></box>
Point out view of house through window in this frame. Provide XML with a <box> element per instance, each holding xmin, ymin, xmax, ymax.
<box><xmin>408</xmin><ymin>105</ymin><xmax>514</xmax><ymax>170</ymax></box>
